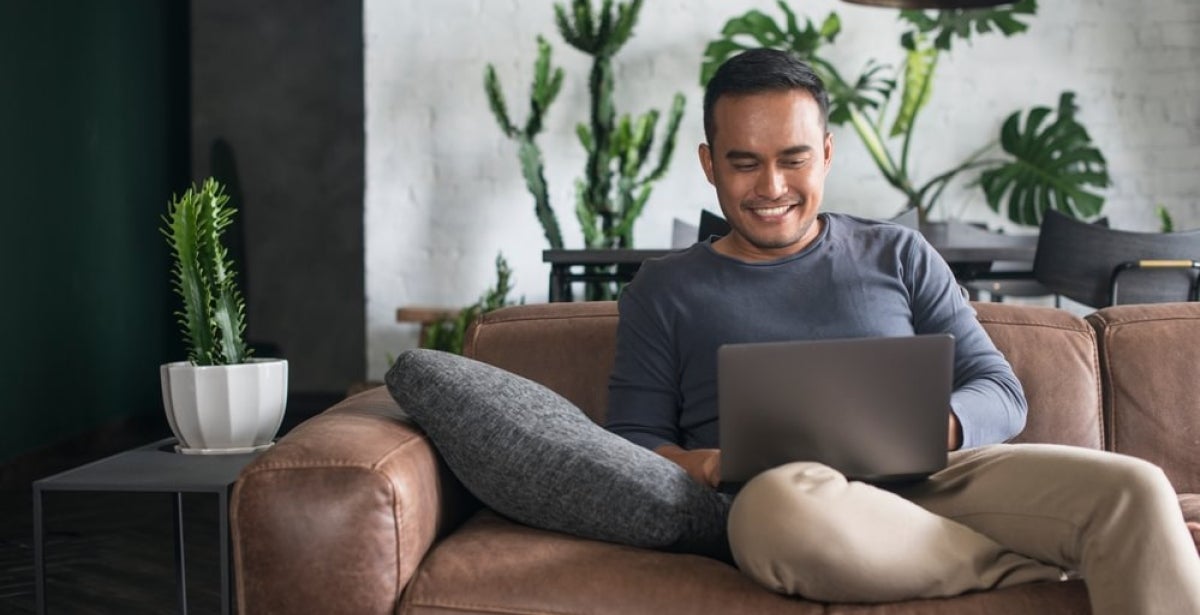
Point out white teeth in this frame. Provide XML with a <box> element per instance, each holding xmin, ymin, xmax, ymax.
<box><xmin>752</xmin><ymin>205</ymin><xmax>790</xmax><ymax>217</ymax></box>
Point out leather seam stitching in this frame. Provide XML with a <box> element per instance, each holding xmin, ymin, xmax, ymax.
<box><xmin>976</xmin><ymin>318</ymin><xmax>1090</xmax><ymax>332</ymax></box>
<box><xmin>240</xmin><ymin>436</ymin><xmax>426</xmax><ymax>475</ymax></box>
<box><xmin>405</xmin><ymin>598</ymin><xmax>577</xmax><ymax>615</ymax></box>
<box><xmin>1092</xmin><ymin>313</ymin><xmax>1200</xmax><ymax>328</ymax></box>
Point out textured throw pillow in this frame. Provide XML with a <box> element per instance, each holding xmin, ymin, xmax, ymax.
<box><xmin>385</xmin><ymin>349</ymin><xmax>730</xmax><ymax>558</ymax></box>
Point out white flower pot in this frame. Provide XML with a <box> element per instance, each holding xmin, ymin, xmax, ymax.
<box><xmin>160</xmin><ymin>359</ymin><xmax>288</xmax><ymax>454</ymax></box>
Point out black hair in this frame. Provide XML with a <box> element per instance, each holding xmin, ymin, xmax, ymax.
<box><xmin>703</xmin><ymin>48</ymin><xmax>830</xmax><ymax>145</ymax></box>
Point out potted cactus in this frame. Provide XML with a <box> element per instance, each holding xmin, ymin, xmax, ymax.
<box><xmin>159</xmin><ymin>178</ymin><xmax>287</xmax><ymax>454</ymax></box>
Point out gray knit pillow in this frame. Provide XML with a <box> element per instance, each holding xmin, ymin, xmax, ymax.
<box><xmin>385</xmin><ymin>349</ymin><xmax>730</xmax><ymax>557</ymax></box>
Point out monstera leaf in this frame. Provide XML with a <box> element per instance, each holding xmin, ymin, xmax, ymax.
<box><xmin>899</xmin><ymin>0</ymin><xmax>1037</xmax><ymax>51</ymax></box>
<box><xmin>979</xmin><ymin>92</ymin><xmax>1110</xmax><ymax>226</ymax></box>
<box><xmin>699</xmin><ymin>2</ymin><xmax>840</xmax><ymax>86</ymax></box>
<box><xmin>699</xmin><ymin>3</ymin><xmax>893</xmax><ymax>128</ymax></box>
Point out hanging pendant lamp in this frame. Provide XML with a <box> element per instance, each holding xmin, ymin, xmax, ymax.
<box><xmin>842</xmin><ymin>0</ymin><xmax>1016</xmax><ymax>8</ymax></box>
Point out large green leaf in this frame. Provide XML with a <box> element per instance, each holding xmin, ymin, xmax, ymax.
<box><xmin>899</xmin><ymin>0</ymin><xmax>1037</xmax><ymax>51</ymax></box>
<box><xmin>890</xmin><ymin>37</ymin><xmax>937</xmax><ymax>137</ymax></box>
<box><xmin>699</xmin><ymin>5</ymin><xmax>839</xmax><ymax>87</ymax></box>
<box><xmin>979</xmin><ymin>92</ymin><xmax>1110</xmax><ymax>226</ymax></box>
<box><xmin>700</xmin><ymin>5</ymin><xmax>886</xmax><ymax>129</ymax></box>
<box><xmin>827</xmin><ymin>59</ymin><xmax>892</xmax><ymax>126</ymax></box>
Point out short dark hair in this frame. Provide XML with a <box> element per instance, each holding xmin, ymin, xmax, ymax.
<box><xmin>703</xmin><ymin>49</ymin><xmax>830</xmax><ymax>145</ymax></box>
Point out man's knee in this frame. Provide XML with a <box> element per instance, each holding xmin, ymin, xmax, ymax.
<box><xmin>727</xmin><ymin>462</ymin><xmax>863</xmax><ymax>595</ymax></box>
<box><xmin>1095</xmin><ymin>454</ymin><xmax>1177</xmax><ymax>513</ymax></box>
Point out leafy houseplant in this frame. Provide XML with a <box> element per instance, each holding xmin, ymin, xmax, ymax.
<box><xmin>702</xmin><ymin>0</ymin><xmax>1111</xmax><ymax>226</ymax></box>
<box><xmin>159</xmin><ymin>178</ymin><xmax>287</xmax><ymax>454</ymax></box>
<box><xmin>485</xmin><ymin>0</ymin><xmax>685</xmax><ymax>298</ymax></box>
<box><xmin>423</xmin><ymin>253</ymin><xmax>523</xmax><ymax>356</ymax></box>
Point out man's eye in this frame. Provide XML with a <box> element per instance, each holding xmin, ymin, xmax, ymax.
<box><xmin>782</xmin><ymin>159</ymin><xmax>808</xmax><ymax>168</ymax></box>
<box><xmin>732</xmin><ymin>163</ymin><xmax>757</xmax><ymax>172</ymax></box>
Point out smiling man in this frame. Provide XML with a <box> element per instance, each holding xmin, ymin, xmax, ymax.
<box><xmin>605</xmin><ymin>48</ymin><xmax>1200</xmax><ymax>613</ymax></box>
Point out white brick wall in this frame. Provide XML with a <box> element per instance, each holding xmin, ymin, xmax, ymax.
<box><xmin>364</xmin><ymin>0</ymin><xmax>1200</xmax><ymax>379</ymax></box>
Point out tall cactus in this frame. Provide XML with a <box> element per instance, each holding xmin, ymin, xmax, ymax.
<box><xmin>161</xmin><ymin>178</ymin><xmax>252</xmax><ymax>366</ymax></box>
<box><xmin>557</xmin><ymin>0</ymin><xmax>684</xmax><ymax>250</ymax></box>
<box><xmin>484</xmin><ymin>1</ymin><xmax>685</xmax><ymax>300</ymax></box>
<box><xmin>484</xmin><ymin>36</ymin><xmax>566</xmax><ymax>249</ymax></box>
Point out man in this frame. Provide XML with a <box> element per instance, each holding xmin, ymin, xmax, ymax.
<box><xmin>605</xmin><ymin>48</ymin><xmax>1200</xmax><ymax>613</ymax></box>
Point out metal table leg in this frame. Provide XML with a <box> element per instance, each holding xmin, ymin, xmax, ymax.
<box><xmin>219</xmin><ymin>488</ymin><xmax>231</xmax><ymax>615</ymax></box>
<box><xmin>173</xmin><ymin>492</ymin><xmax>188</xmax><ymax>615</ymax></box>
<box><xmin>549</xmin><ymin>264</ymin><xmax>565</xmax><ymax>302</ymax></box>
<box><xmin>34</xmin><ymin>486</ymin><xmax>45</xmax><ymax>615</ymax></box>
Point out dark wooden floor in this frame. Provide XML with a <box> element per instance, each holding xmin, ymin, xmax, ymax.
<box><xmin>0</xmin><ymin>394</ymin><xmax>341</xmax><ymax>614</ymax></box>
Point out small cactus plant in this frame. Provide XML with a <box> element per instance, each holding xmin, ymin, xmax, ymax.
<box><xmin>160</xmin><ymin>178</ymin><xmax>252</xmax><ymax>365</ymax></box>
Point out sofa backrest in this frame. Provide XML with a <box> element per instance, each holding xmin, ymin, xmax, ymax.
<box><xmin>973</xmin><ymin>303</ymin><xmax>1103</xmax><ymax>449</ymax></box>
<box><xmin>465</xmin><ymin>301</ymin><xmax>619</xmax><ymax>424</ymax></box>
<box><xmin>1087</xmin><ymin>302</ymin><xmax>1200</xmax><ymax>492</ymax></box>
<box><xmin>468</xmin><ymin>301</ymin><xmax>1106</xmax><ymax>451</ymax></box>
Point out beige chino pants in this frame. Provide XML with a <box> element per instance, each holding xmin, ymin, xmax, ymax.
<box><xmin>728</xmin><ymin>443</ymin><xmax>1200</xmax><ymax>615</ymax></box>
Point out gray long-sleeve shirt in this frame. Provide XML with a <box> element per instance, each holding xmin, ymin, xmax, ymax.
<box><xmin>606</xmin><ymin>212</ymin><xmax>1027</xmax><ymax>452</ymax></box>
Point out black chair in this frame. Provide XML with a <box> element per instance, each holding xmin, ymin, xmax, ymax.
<box><xmin>1033</xmin><ymin>210</ymin><xmax>1200</xmax><ymax>308</ymax></box>
<box><xmin>697</xmin><ymin>209</ymin><xmax>731</xmax><ymax>242</ymax></box>
<box><xmin>963</xmin><ymin>218</ymin><xmax>1107</xmax><ymax>305</ymax></box>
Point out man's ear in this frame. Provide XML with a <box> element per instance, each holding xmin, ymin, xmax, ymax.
<box><xmin>699</xmin><ymin>143</ymin><xmax>716</xmax><ymax>186</ymax></box>
<box><xmin>822</xmin><ymin>131</ymin><xmax>834</xmax><ymax>175</ymax></box>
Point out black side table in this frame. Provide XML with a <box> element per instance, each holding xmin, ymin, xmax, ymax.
<box><xmin>33</xmin><ymin>438</ymin><xmax>264</xmax><ymax>615</ymax></box>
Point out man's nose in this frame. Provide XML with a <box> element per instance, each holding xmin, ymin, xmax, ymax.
<box><xmin>756</xmin><ymin>166</ymin><xmax>787</xmax><ymax>199</ymax></box>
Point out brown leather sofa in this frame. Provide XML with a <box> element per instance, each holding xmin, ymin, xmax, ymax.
<box><xmin>232</xmin><ymin>301</ymin><xmax>1200</xmax><ymax>614</ymax></box>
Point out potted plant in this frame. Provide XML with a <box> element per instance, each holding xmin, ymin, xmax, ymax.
<box><xmin>701</xmin><ymin>0</ymin><xmax>1111</xmax><ymax>226</ymax></box>
<box><xmin>159</xmin><ymin>178</ymin><xmax>287</xmax><ymax>454</ymax></box>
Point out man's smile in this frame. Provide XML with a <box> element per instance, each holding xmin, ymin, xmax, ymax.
<box><xmin>747</xmin><ymin>203</ymin><xmax>798</xmax><ymax>220</ymax></box>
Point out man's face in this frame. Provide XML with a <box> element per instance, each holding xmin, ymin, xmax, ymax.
<box><xmin>699</xmin><ymin>89</ymin><xmax>833</xmax><ymax>262</ymax></box>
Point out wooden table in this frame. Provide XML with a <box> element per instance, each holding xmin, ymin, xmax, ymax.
<box><xmin>543</xmin><ymin>221</ymin><xmax>1038</xmax><ymax>302</ymax></box>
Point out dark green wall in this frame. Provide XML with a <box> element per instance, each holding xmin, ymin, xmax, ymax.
<box><xmin>0</xmin><ymin>1</ymin><xmax>190</xmax><ymax>462</ymax></box>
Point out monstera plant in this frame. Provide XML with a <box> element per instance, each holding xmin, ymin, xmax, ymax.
<box><xmin>701</xmin><ymin>0</ymin><xmax>1110</xmax><ymax>226</ymax></box>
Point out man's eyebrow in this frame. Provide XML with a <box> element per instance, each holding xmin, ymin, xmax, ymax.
<box><xmin>724</xmin><ymin>145</ymin><xmax>814</xmax><ymax>160</ymax></box>
<box><xmin>724</xmin><ymin>150</ymin><xmax>760</xmax><ymax>161</ymax></box>
<box><xmin>779</xmin><ymin>145</ymin><xmax>814</xmax><ymax>157</ymax></box>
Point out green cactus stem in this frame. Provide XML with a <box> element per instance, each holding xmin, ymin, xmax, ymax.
<box><xmin>485</xmin><ymin>36</ymin><xmax>566</xmax><ymax>249</ymax></box>
<box><xmin>161</xmin><ymin>178</ymin><xmax>252</xmax><ymax>365</ymax></box>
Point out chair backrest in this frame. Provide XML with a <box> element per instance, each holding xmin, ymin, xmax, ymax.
<box><xmin>698</xmin><ymin>209</ymin><xmax>731</xmax><ymax>242</ymax></box>
<box><xmin>1033</xmin><ymin>210</ymin><xmax>1200</xmax><ymax>308</ymax></box>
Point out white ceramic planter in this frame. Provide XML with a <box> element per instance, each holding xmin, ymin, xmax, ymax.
<box><xmin>160</xmin><ymin>359</ymin><xmax>288</xmax><ymax>454</ymax></box>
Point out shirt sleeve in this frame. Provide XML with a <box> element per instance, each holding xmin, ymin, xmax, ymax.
<box><xmin>605</xmin><ymin>275</ymin><xmax>683</xmax><ymax>451</ymax></box>
<box><xmin>904</xmin><ymin>235</ymin><xmax>1027</xmax><ymax>448</ymax></box>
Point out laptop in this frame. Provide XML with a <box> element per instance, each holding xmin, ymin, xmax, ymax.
<box><xmin>717</xmin><ymin>334</ymin><xmax>954</xmax><ymax>492</ymax></box>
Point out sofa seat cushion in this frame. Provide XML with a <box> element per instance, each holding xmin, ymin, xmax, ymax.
<box><xmin>400</xmin><ymin>510</ymin><xmax>1090</xmax><ymax>615</ymax></box>
<box><xmin>386</xmin><ymin>349</ymin><xmax>730</xmax><ymax>556</ymax></box>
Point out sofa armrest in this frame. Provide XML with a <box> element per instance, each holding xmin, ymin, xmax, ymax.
<box><xmin>232</xmin><ymin>387</ymin><xmax>478</xmax><ymax>615</ymax></box>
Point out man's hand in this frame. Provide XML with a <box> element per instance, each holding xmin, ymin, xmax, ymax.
<box><xmin>654</xmin><ymin>444</ymin><xmax>721</xmax><ymax>488</ymax></box>
<box><xmin>948</xmin><ymin>412</ymin><xmax>963</xmax><ymax>451</ymax></box>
